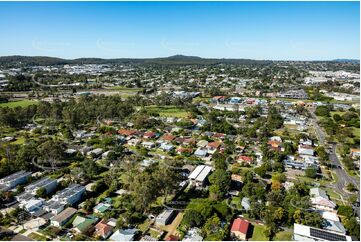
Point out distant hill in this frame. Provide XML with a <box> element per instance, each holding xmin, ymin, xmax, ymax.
<box><xmin>0</xmin><ymin>55</ymin><xmax>359</xmax><ymax>67</ymax></box>
<box><xmin>0</xmin><ymin>55</ymin><xmax>272</xmax><ymax>67</ymax></box>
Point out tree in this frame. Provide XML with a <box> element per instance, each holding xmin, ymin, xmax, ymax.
<box><xmin>36</xmin><ymin>187</ymin><xmax>47</xmax><ymax>198</ymax></box>
<box><xmin>305</xmin><ymin>167</ymin><xmax>317</xmax><ymax>178</ymax></box>
<box><xmin>344</xmin><ymin>217</ymin><xmax>360</xmax><ymax>239</ymax></box>
<box><xmin>208</xmin><ymin>170</ymin><xmax>231</xmax><ymax>200</ymax></box>
<box><xmin>315</xmin><ymin>106</ymin><xmax>330</xmax><ymax>117</ymax></box>
<box><xmin>81</xmin><ymin>159</ymin><xmax>100</xmax><ymax>180</ymax></box>
<box><xmin>346</xmin><ymin>183</ymin><xmax>357</xmax><ymax>192</ymax></box>
<box><xmin>83</xmin><ymin>198</ymin><xmax>96</xmax><ymax>212</ymax></box>
<box><xmin>202</xmin><ymin>215</ymin><xmax>221</xmax><ymax>237</ymax></box>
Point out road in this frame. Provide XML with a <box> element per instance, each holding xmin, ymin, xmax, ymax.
<box><xmin>308</xmin><ymin>107</ymin><xmax>360</xmax><ymax>217</ymax></box>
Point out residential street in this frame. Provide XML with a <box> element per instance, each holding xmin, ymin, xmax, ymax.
<box><xmin>308</xmin><ymin>107</ymin><xmax>360</xmax><ymax>217</ymax></box>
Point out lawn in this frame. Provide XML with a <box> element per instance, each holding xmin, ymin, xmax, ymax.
<box><xmin>274</xmin><ymin>231</ymin><xmax>293</xmax><ymax>241</ymax></box>
<box><xmin>0</xmin><ymin>100</ymin><xmax>38</xmax><ymax>108</ymax></box>
<box><xmin>250</xmin><ymin>224</ymin><xmax>269</xmax><ymax>241</ymax></box>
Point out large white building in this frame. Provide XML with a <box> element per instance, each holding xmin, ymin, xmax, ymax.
<box><xmin>188</xmin><ymin>165</ymin><xmax>212</xmax><ymax>187</ymax></box>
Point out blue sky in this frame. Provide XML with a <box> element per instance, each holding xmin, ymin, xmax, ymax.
<box><xmin>0</xmin><ymin>1</ymin><xmax>359</xmax><ymax>60</ymax></box>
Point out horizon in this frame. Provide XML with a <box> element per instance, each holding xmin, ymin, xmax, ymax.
<box><xmin>0</xmin><ymin>54</ymin><xmax>360</xmax><ymax>62</ymax></box>
<box><xmin>0</xmin><ymin>1</ymin><xmax>359</xmax><ymax>60</ymax></box>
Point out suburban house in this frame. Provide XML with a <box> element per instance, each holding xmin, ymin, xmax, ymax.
<box><xmin>21</xmin><ymin>198</ymin><xmax>45</xmax><ymax>213</ymax></box>
<box><xmin>72</xmin><ymin>215</ymin><xmax>98</xmax><ymax>234</ymax></box>
<box><xmin>230</xmin><ymin>218</ymin><xmax>251</xmax><ymax>240</ymax></box>
<box><xmin>241</xmin><ymin>197</ymin><xmax>251</xmax><ymax>211</ymax></box>
<box><xmin>182</xmin><ymin>228</ymin><xmax>203</xmax><ymax>241</ymax></box>
<box><xmin>293</xmin><ymin>223</ymin><xmax>352</xmax><ymax>241</ymax></box>
<box><xmin>176</xmin><ymin>147</ymin><xmax>193</xmax><ymax>155</ymax></box>
<box><xmin>109</xmin><ymin>228</ymin><xmax>138</xmax><ymax>241</ymax></box>
<box><xmin>310</xmin><ymin>188</ymin><xmax>336</xmax><ymax>212</ymax></box>
<box><xmin>206</xmin><ymin>141</ymin><xmax>221</xmax><ymax>154</ymax></box>
<box><xmin>155</xmin><ymin>209</ymin><xmax>177</xmax><ymax>226</ymax></box>
<box><xmin>351</xmin><ymin>149</ymin><xmax>360</xmax><ymax>158</ymax></box>
<box><xmin>93</xmin><ymin>202</ymin><xmax>111</xmax><ymax>214</ymax></box>
<box><xmin>298</xmin><ymin>144</ymin><xmax>314</xmax><ymax>156</ymax></box>
<box><xmin>159</xmin><ymin>143</ymin><xmax>175</xmax><ymax>152</ymax></box>
<box><xmin>237</xmin><ymin>155</ymin><xmax>253</xmax><ymax>165</ymax></box>
<box><xmin>50</xmin><ymin>207</ymin><xmax>77</xmax><ymax>228</ymax></box>
<box><xmin>43</xmin><ymin>200</ymin><xmax>65</xmax><ymax>215</ymax></box>
<box><xmin>51</xmin><ymin>184</ymin><xmax>86</xmax><ymax>205</ymax></box>
<box><xmin>0</xmin><ymin>170</ymin><xmax>32</xmax><ymax>191</ymax></box>
<box><xmin>194</xmin><ymin>148</ymin><xmax>208</xmax><ymax>158</ymax></box>
<box><xmin>88</xmin><ymin>148</ymin><xmax>103</xmax><ymax>157</ymax></box>
<box><xmin>118</xmin><ymin>129</ymin><xmax>138</xmax><ymax>137</ymax></box>
<box><xmin>94</xmin><ymin>219</ymin><xmax>114</xmax><ymax>239</ymax></box>
<box><xmin>143</xmin><ymin>131</ymin><xmax>156</xmax><ymax>139</ymax></box>
<box><xmin>160</xmin><ymin>133</ymin><xmax>176</xmax><ymax>142</ymax></box>
<box><xmin>142</xmin><ymin>141</ymin><xmax>155</xmax><ymax>149</ymax></box>
<box><xmin>188</xmin><ymin>165</ymin><xmax>212</xmax><ymax>187</ymax></box>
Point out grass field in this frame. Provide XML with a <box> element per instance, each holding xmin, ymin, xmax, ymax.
<box><xmin>250</xmin><ymin>224</ymin><xmax>269</xmax><ymax>241</ymax></box>
<box><xmin>274</xmin><ymin>231</ymin><xmax>293</xmax><ymax>241</ymax></box>
<box><xmin>0</xmin><ymin>100</ymin><xmax>38</xmax><ymax>108</ymax></box>
<box><xmin>109</xmin><ymin>86</ymin><xmax>143</xmax><ymax>92</ymax></box>
<box><xmin>145</xmin><ymin>106</ymin><xmax>189</xmax><ymax>118</ymax></box>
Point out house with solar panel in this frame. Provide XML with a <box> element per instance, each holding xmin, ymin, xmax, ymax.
<box><xmin>24</xmin><ymin>177</ymin><xmax>57</xmax><ymax>195</ymax></box>
<box><xmin>50</xmin><ymin>183</ymin><xmax>86</xmax><ymax>205</ymax></box>
<box><xmin>0</xmin><ymin>170</ymin><xmax>32</xmax><ymax>191</ymax></box>
<box><xmin>293</xmin><ymin>223</ymin><xmax>352</xmax><ymax>241</ymax></box>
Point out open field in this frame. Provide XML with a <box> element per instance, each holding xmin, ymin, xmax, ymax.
<box><xmin>0</xmin><ymin>100</ymin><xmax>39</xmax><ymax>108</ymax></box>
<box><xmin>143</xmin><ymin>106</ymin><xmax>190</xmax><ymax>118</ymax></box>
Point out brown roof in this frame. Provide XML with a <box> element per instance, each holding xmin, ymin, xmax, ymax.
<box><xmin>207</xmin><ymin>141</ymin><xmax>221</xmax><ymax>149</ymax></box>
<box><xmin>51</xmin><ymin>207</ymin><xmax>77</xmax><ymax>223</ymax></box>
<box><xmin>161</xmin><ymin>134</ymin><xmax>176</xmax><ymax>141</ymax></box>
<box><xmin>118</xmin><ymin>129</ymin><xmax>137</xmax><ymax>136</ymax></box>
<box><xmin>95</xmin><ymin>220</ymin><xmax>113</xmax><ymax>238</ymax></box>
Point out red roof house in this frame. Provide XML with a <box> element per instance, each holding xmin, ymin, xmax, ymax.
<box><xmin>237</xmin><ymin>156</ymin><xmax>253</xmax><ymax>164</ymax></box>
<box><xmin>230</xmin><ymin>218</ymin><xmax>250</xmax><ymax>240</ymax></box>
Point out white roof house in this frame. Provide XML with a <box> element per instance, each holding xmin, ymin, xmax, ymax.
<box><xmin>109</xmin><ymin>228</ymin><xmax>138</xmax><ymax>241</ymax></box>
<box><xmin>188</xmin><ymin>165</ymin><xmax>212</xmax><ymax>187</ymax></box>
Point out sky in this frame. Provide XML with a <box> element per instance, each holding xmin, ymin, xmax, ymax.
<box><xmin>0</xmin><ymin>1</ymin><xmax>359</xmax><ymax>60</ymax></box>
